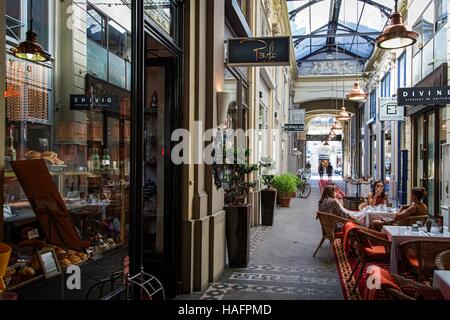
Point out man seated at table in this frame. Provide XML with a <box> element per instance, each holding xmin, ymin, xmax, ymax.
<box><xmin>370</xmin><ymin>187</ymin><xmax>428</xmax><ymax>231</ymax></box>
<box><xmin>359</xmin><ymin>180</ymin><xmax>389</xmax><ymax>211</ymax></box>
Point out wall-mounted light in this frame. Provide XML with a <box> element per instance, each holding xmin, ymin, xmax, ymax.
<box><xmin>217</xmin><ymin>92</ymin><xmax>233</xmax><ymax>127</ymax></box>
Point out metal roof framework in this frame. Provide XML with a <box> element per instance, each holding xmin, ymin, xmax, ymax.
<box><xmin>288</xmin><ymin>0</ymin><xmax>394</xmax><ymax>63</ymax></box>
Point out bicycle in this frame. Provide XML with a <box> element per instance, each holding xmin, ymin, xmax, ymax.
<box><xmin>297</xmin><ymin>169</ymin><xmax>312</xmax><ymax>199</ymax></box>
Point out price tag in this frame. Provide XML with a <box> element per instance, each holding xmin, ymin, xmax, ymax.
<box><xmin>28</xmin><ymin>228</ymin><xmax>39</xmax><ymax>240</ymax></box>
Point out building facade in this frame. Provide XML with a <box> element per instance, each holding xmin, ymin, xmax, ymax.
<box><xmin>362</xmin><ymin>0</ymin><xmax>449</xmax><ymax>223</ymax></box>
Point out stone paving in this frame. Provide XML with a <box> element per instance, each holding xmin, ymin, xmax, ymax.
<box><xmin>177</xmin><ymin>179</ymin><xmax>343</xmax><ymax>300</ymax></box>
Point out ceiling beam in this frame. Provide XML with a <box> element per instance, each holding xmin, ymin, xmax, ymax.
<box><xmin>293</xmin><ymin>31</ymin><xmax>381</xmax><ymax>39</ymax></box>
<box><xmin>288</xmin><ymin>0</ymin><xmax>391</xmax><ymax>20</ymax></box>
<box><xmin>326</xmin><ymin>0</ymin><xmax>342</xmax><ymax>47</ymax></box>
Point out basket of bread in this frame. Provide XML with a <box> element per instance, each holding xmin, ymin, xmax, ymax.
<box><xmin>44</xmin><ymin>245</ymin><xmax>89</xmax><ymax>268</ymax></box>
<box><xmin>25</xmin><ymin>150</ymin><xmax>65</xmax><ymax>167</ymax></box>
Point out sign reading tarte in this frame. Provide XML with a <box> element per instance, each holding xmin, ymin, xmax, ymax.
<box><xmin>397</xmin><ymin>86</ymin><xmax>450</xmax><ymax>106</ymax></box>
<box><xmin>227</xmin><ymin>37</ymin><xmax>291</xmax><ymax>66</ymax></box>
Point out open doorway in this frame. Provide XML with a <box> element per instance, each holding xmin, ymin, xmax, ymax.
<box><xmin>142</xmin><ymin>35</ymin><xmax>182</xmax><ymax>298</ymax></box>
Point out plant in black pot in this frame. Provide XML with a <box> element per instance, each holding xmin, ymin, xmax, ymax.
<box><xmin>223</xmin><ymin>148</ymin><xmax>259</xmax><ymax>268</ymax></box>
<box><xmin>259</xmin><ymin>157</ymin><xmax>277</xmax><ymax>226</ymax></box>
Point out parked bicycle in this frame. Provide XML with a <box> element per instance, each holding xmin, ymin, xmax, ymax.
<box><xmin>297</xmin><ymin>169</ymin><xmax>312</xmax><ymax>199</ymax></box>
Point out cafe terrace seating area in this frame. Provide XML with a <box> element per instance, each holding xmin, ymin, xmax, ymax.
<box><xmin>316</xmin><ymin>183</ymin><xmax>450</xmax><ymax>300</ymax></box>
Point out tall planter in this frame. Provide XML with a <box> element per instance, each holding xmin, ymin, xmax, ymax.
<box><xmin>225</xmin><ymin>204</ymin><xmax>251</xmax><ymax>268</ymax></box>
<box><xmin>261</xmin><ymin>189</ymin><xmax>277</xmax><ymax>226</ymax></box>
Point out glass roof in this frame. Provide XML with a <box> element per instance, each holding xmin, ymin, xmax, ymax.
<box><xmin>289</xmin><ymin>0</ymin><xmax>394</xmax><ymax>63</ymax></box>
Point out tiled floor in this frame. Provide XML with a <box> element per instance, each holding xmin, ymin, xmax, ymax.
<box><xmin>178</xmin><ymin>180</ymin><xmax>343</xmax><ymax>300</ymax></box>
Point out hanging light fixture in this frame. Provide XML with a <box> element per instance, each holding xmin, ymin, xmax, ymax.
<box><xmin>375</xmin><ymin>0</ymin><xmax>418</xmax><ymax>49</ymax></box>
<box><xmin>11</xmin><ymin>0</ymin><xmax>51</xmax><ymax>62</ymax></box>
<box><xmin>345</xmin><ymin>0</ymin><xmax>367</xmax><ymax>102</ymax></box>
<box><xmin>329</xmin><ymin>129</ymin><xmax>337</xmax><ymax>140</ymax></box>
<box><xmin>346</xmin><ymin>81</ymin><xmax>368</xmax><ymax>101</ymax></box>
<box><xmin>323</xmin><ymin>139</ymin><xmax>330</xmax><ymax>146</ymax></box>
<box><xmin>331</xmin><ymin>120</ymin><xmax>343</xmax><ymax>132</ymax></box>
<box><xmin>337</xmin><ymin>106</ymin><xmax>352</xmax><ymax>121</ymax></box>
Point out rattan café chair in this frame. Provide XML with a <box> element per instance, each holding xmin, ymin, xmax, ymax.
<box><xmin>314</xmin><ymin>211</ymin><xmax>361</xmax><ymax>261</ymax></box>
<box><xmin>399</xmin><ymin>240</ymin><xmax>450</xmax><ymax>281</ymax></box>
<box><xmin>435</xmin><ymin>250</ymin><xmax>450</xmax><ymax>271</ymax></box>
<box><xmin>395</xmin><ymin>215</ymin><xmax>429</xmax><ymax>226</ymax></box>
<box><xmin>348</xmin><ymin>227</ymin><xmax>391</xmax><ymax>292</ymax></box>
<box><xmin>383</xmin><ymin>273</ymin><xmax>444</xmax><ymax>300</ymax></box>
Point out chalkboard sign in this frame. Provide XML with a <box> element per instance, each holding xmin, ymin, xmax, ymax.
<box><xmin>227</xmin><ymin>37</ymin><xmax>291</xmax><ymax>67</ymax></box>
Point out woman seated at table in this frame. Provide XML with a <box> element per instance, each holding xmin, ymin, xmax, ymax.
<box><xmin>319</xmin><ymin>185</ymin><xmax>358</xmax><ymax>221</ymax></box>
<box><xmin>359</xmin><ymin>180</ymin><xmax>389</xmax><ymax>210</ymax></box>
<box><xmin>370</xmin><ymin>187</ymin><xmax>428</xmax><ymax>231</ymax></box>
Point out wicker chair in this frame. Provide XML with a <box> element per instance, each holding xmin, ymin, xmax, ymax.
<box><xmin>395</xmin><ymin>215</ymin><xmax>429</xmax><ymax>226</ymax></box>
<box><xmin>399</xmin><ymin>240</ymin><xmax>450</xmax><ymax>281</ymax></box>
<box><xmin>314</xmin><ymin>211</ymin><xmax>361</xmax><ymax>260</ymax></box>
<box><xmin>383</xmin><ymin>273</ymin><xmax>444</xmax><ymax>300</ymax></box>
<box><xmin>436</xmin><ymin>250</ymin><xmax>450</xmax><ymax>270</ymax></box>
<box><xmin>347</xmin><ymin>228</ymin><xmax>391</xmax><ymax>291</ymax></box>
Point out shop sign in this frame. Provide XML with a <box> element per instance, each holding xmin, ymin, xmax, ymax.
<box><xmin>397</xmin><ymin>87</ymin><xmax>450</xmax><ymax>106</ymax></box>
<box><xmin>379</xmin><ymin>97</ymin><xmax>404</xmax><ymax>121</ymax></box>
<box><xmin>285</xmin><ymin>109</ymin><xmax>305</xmax><ymax>132</ymax></box>
<box><xmin>70</xmin><ymin>95</ymin><xmax>118</xmax><ymax>111</ymax></box>
<box><xmin>227</xmin><ymin>37</ymin><xmax>291</xmax><ymax>66</ymax></box>
<box><xmin>284</xmin><ymin>124</ymin><xmax>304</xmax><ymax>132</ymax></box>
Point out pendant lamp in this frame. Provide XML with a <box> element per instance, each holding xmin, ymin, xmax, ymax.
<box><xmin>346</xmin><ymin>81</ymin><xmax>368</xmax><ymax>101</ymax></box>
<box><xmin>337</xmin><ymin>106</ymin><xmax>351</xmax><ymax>121</ymax></box>
<box><xmin>375</xmin><ymin>0</ymin><xmax>418</xmax><ymax>49</ymax></box>
<box><xmin>11</xmin><ymin>0</ymin><xmax>51</xmax><ymax>62</ymax></box>
<box><xmin>331</xmin><ymin>121</ymin><xmax>343</xmax><ymax>131</ymax></box>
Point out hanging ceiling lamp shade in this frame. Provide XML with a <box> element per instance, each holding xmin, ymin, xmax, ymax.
<box><xmin>329</xmin><ymin>130</ymin><xmax>337</xmax><ymax>139</ymax></box>
<box><xmin>346</xmin><ymin>81</ymin><xmax>368</xmax><ymax>101</ymax></box>
<box><xmin>11</xmin><ymin>0</ymin><xmax>51</xmax><ymax>62</ymax></box>
<box><xmin>323</xmin><ymin>140</ymin><xmax>330</xmax><ymax>146</ymax></box>
<box><xmin>331</xmin><ymin>120</ymin><xmax>343</xmax><ymax>131</ymax></box>
<box><xmin>375</xmin><ymin>0</ymin><xmax>418</xmax><ymax>49</ymax></box>
<box><xmin>337</xmin><ymin>106</ymin><xmax>351</xmax><ymax>121</ymax></box>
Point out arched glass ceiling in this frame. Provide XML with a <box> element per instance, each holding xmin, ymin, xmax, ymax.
<box><xmin>288</xmin><ymin>0</ymin><xmax>394</xmax><ymax>63</ymax></box>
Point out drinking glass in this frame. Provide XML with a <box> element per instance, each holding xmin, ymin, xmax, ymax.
<box><xmin>416</xmin><ymin>221</ymin><xmax>423</xmax><ymax>229</ymax></box>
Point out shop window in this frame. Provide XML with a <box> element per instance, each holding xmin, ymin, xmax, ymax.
<box><xmin>369</xmin><ymin>90</ymin><xmax>377</xmax><ymax>120</ymax></box>
<box><xmin>381</xmin><ymin>73</ymin><xmax>391</xmax><ymax>97</ymax></box>
<box><xmin>397</xmin><ymin>53</ymin><xmax>407</xmax><ymax>88</ymax></box>
<box><xmin>441</xmin><ymin>108</ymin><xmax>447</xmax><ymax>145</ymax></box>
<box><xmin>87</xmin><ymin>4</ymin><xmax>107</xmax><ymax>47</ymax></box>
<box><xmin>6</xmin><ymin>0</ymin><xmax>51</xmax><ymax>52</ymax></box>
<box><xmin>108</xmin><ymin>20</ymin><xmax>129</xmax><ymax>60</ymax></box>
<box><xmin>435</xmin><ymin>0</ymin><xmax>448</xmax><ymax>31</ymax></box>
<box><xmin>6</xmin><ymin>0</ymin><xmax>22</xmax><ymax>40</ymax></box>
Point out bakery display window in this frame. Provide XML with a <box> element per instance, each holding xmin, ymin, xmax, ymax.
<box><xmin>2</xmin><ymin>59</ymin><xmax>131</xmax><ymax>295</ymax></box>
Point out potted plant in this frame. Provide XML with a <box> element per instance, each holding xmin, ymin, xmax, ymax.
<box><xmin>223</xmin><ymin>148</ymin><xmax>259</xmax><ymax>268</ymax></box>
<box><xmin>272</xmin><ymin>174</ymin><xmax>297</xmax><ymax>208</ymax></box>
<box><xmin>288</xmin><ymin>173</ymin><xmax>301</xmax><ymax>198</ymax></box>
<box><xmin>259</xmin><ymin>157</ymin><xmax>277</xmax><ymax>226</ymax></box>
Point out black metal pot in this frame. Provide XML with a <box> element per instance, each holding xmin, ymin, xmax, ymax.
<box><xmin>261</xmin><ymin>189</ymin><xmax>277</xmax><ymax>226</ymax></box>
<box><xmin>225</xmin><ymin>204</ymin><xmax>251</xmax><ymax>268</ymax></box>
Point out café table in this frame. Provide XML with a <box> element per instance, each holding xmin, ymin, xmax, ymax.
<box><xmin>382</xmin><ymin>226</ymin><xmax>450</xmax><ymax>274</ymax></box>
<box><xmin>433</xmin><ymin>270</ymin><xmax>450</xmax><ymax>300</ymax></box>
<box><xmin>350</xmin><ymin>209</ymin><xmax>398</xmax><ymax>228</ymax></box>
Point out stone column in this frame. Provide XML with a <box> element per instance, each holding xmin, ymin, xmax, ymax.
<box><xmin>204</xmin><ymin>0</ymin><xmax>226</xmax><ymax>283</ymax></box>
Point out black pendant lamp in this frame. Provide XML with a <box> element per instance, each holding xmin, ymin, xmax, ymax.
<box><xmin>11</xmin><ymin>0</ymin><xmax>51</xmax><ymax>62</ymax></box>
<box><xmin>375</xmin><ymin>0</ymin><xmax>418</xmax><ymax>50</ymax></box>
